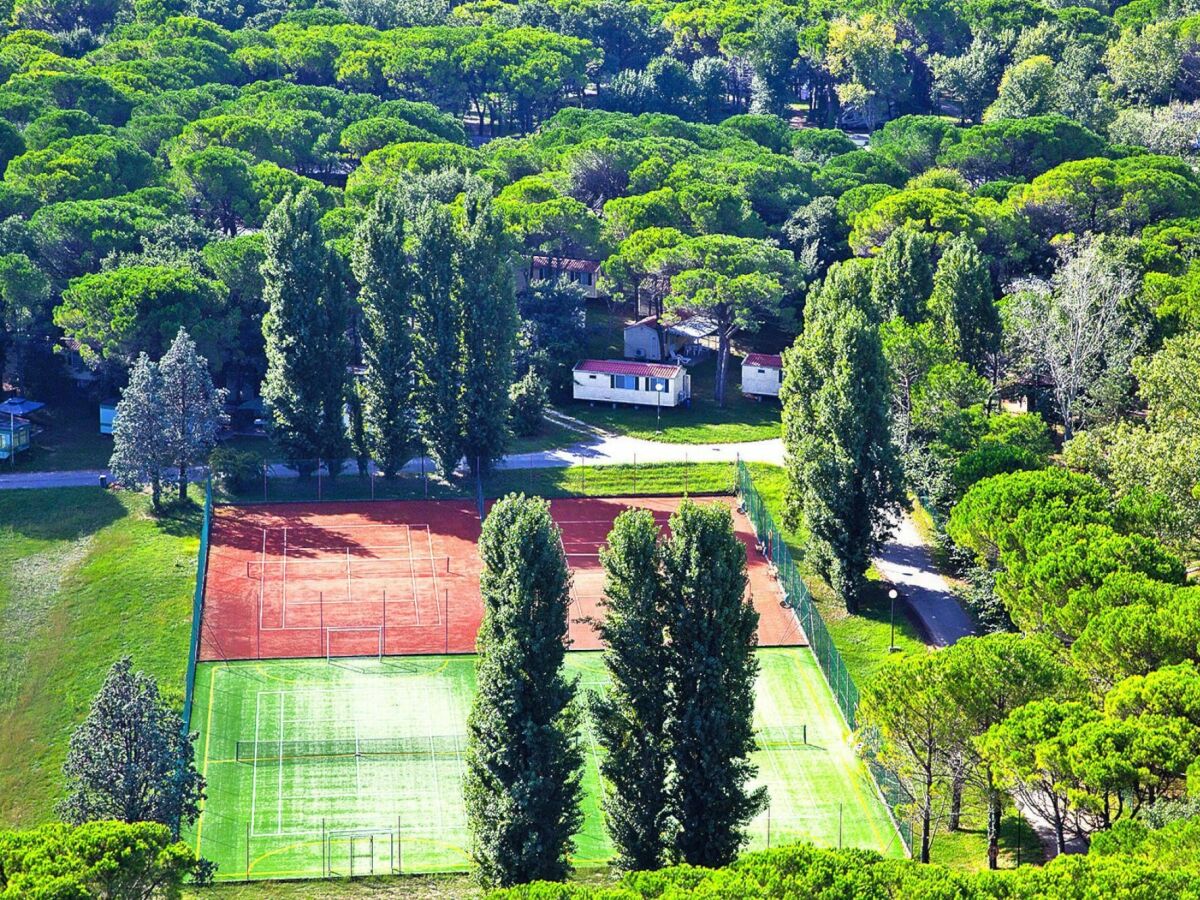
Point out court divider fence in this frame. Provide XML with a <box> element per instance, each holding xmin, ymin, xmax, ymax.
<box><xmin>735</xmin><ymin>459</ymin><xmax>913</xmax><ymax>855</ymax></box>
<box><xmin>183</xmin><ymin>474</ymin><xmax>213</xmax><ymax>732</ymax></box>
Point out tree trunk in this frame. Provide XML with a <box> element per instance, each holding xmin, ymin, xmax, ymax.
<box><xmin>986</xmin><ymin>776</ymin><xmax>1001</xmax><ymax>870</ymax></box>
<box><xmin>949</xmin><ymin>775</ymin><xmax>963</xmax><ymax>831</ymax></box>
<box><xmin>921</xmin><ymin>767</ymin><xmax>933</xmax><ymax>863</ymax></box>
<box><xmin>1053</xmin><ymin>797</ymin><xmax>1067</xmax><ymax>855</ymax></box>
<box><xmin>151</xmin><ymin>475</ymin><xmax>162</xmax><ymax>513</ymax></box>
<box><xmin>716</xmin><ymin>330</ymin><xmax>730</xmax><ymax>407</ymax></box>
<box><xmin>179</xmin><ymin>464</ymin><xmax>188</xmax><ymax>502</ymax></box>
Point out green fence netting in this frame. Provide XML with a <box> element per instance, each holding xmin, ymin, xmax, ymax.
<box><xmin>183</xmin><ymin>475</ymin><xmax>212</xmax><ymax>733</ymax></box>
<box><xmin>735</xmin><ymin>460</ymin><xmax>913</xmax><ymax>853</ymax></box>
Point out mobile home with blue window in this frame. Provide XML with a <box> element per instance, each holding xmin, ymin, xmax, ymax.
<box><xmin>572</xmin><ymin>360</ymin><xmax>691</xmax><ymax>408</ymax></box>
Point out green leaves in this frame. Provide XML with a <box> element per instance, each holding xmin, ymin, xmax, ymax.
<box><xmin>783</xmin><ymin>261</ymin><xmax>903</xmax><ymax>609</ymax></box>
<box><xmin>353</xmin><ymin>187</ymin><xmax>417</xmax><ymax>478</ymax></box>
<box><xmin>467</xmin><ymin>494</ymin><xmax>583</xmax><ymax>887</ymax></box>
<box><xmin>0</xmin><ymin>820</ymin><xmax>209</xmax><ymax>898</ymax></box>
<box><xmin>662</xmin><ymin>500</ymin><xmax>765</xmax><ymax>868</ymax></box>
<box><xmin>592</xmin><ymin>508</ymin><xmax>671</xmax><ymax>871</ymax></box>
<box><xmin>58</xmin><ymin>657</ymin><xmax>205</xmax><ymax>838</ymax></box>
<box><xmin>55</xmin><ymin>264</ymin><xmax>230</xmax><ymax>371</ymax></box>
<box><xmin>261</xmin><ymin>189</ymin><xmax>350</xmax><ymax>468</ymax></box>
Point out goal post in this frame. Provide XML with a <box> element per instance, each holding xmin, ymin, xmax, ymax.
<box><xmin>325</xmin><ymin>626</ymin><xmax>383</xmax><ymax>661</ymax></box>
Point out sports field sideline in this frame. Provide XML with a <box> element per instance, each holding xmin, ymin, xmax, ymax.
<box><xmin>188</xmin><ymin>648</ymin><xmax>904</xmax><ymax>881</ymax></box>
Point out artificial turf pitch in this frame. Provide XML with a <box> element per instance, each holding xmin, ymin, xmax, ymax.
<box><xmin>188</xmin><ymin>649</ymin><xmax>903</xmax><ymax>881</ymax></box>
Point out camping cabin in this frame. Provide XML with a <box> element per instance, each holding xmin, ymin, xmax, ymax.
<box><xmin>0</xmin><ymin>416</ymin><xmax>31</xmax><ymax>459</ymax></box>
<box><xmin>0</xmin><ymin>397</ymin><xmax>41</xmax><ymax>459</ymax></box>
<box><xmin>742</xmin><ymin>353</ymin><xmax>783</xmax><ymax>398</ymax></box>
<box><xmin>522</xmin><ymin>255</ymin><xmax>602</xmax><ymax>299</ymax></box>
<box><xmin>573</xmin><ymin>360</ymin><xmax>690</xmax><ymax>408</ymax></box>
<box><xmin>623</xmin><ymin>315</ymin><xmax>719</xmax><ymax>362</ymax></box>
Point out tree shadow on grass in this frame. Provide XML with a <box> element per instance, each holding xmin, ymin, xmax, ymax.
<box><xmin>0</xmin><ymin>487</ymin><xmax>126</xmax><ymax>542</ymax></box>
<box><xmin>153</xmin><ymin>496</ymin><xmax>202</xmax><ymax>538</ymax></box>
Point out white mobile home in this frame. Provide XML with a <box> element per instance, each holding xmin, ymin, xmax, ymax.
<box><xmin>573</xmin><ymin>360</ymin><xmax>691</xmax><ymax>408</ymax></box>
<box><xmin>742</xmin><ymin>353</ymin><xmax>783</xmax><ymax>398</ymax></box>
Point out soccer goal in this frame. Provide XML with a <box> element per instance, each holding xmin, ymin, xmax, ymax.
<box><xmin>324</xmin><ymin>827</ymin><xmax>403</xmax><ymax>877</ymax></box>
<box><xmin>325</xmin><ymin>626</ymin><xmax>383</xmax><ymax>661</ymax></box>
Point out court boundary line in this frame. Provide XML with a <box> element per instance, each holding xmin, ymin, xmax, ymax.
<box><xmin>242</xmin><ymin>684</ymin><xmax>471</xmax><ymax>842</ymax></box>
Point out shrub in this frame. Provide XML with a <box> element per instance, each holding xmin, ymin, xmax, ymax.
<box><xmin>210</xmin><ymin>446</ymin><xmax>263</xmax><ymax>494</ymax></box>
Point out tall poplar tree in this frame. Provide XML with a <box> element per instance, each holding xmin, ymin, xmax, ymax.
<box><xmin>260</xmin><ymin>190</ymin><xmax>350</xmax><ymax>475</ymax></box>
<box><xmin>458</xmin><ymin>182</ymin><xmax>518</xmax><ymax>475</ymax></box>
<box><xmin>411</xmin><ymin>198</ymin><xmax>464</xmax><ymax>477</ymax></box>
<box><xmin>109</xmin><ymin>352</ymin><xmax>169</xmax><ymax>511</ymax></box>
<box><xmin>783</xmin><ymin>264</ymin><xmax>904</xmax><ymax>609</ymax></box>
<box><xmin>158</xmin><ymin>328</ymin><xmax>224</xmax><ymax>502</ymax></box>
<box><xmin>592</xmin><ymin>509</ymin><xmax>670</xmax><ymax>871</ymax></box>
<box><xmin>352</xmin><ymin>188</ymin><xmax>417</xmax><ymax>477</ymax></box>
<box><xmin>870</xmin><ymin>226</ymin><xmax>934</xmax><ymax>322</ymax></box>
<box><xmin>662</xmin><ymin>501</ymin><xmax>765</xmax><ymax>867</ymax></box>
<box><xmin>928</xmin><ymin>235</ymin><xmax>999</xmax><ymax>373</ymax></box>
<box><xmin>465</xmin><ymin>494</ymin><xmax>583</xmax><ymax>887</ymax></box>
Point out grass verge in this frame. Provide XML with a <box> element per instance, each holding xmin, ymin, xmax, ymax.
<box><xmin>742</xmin><ymin>464</ymin><xmax>927</xmax><ymax>688</ymax></box>
<box><xmin>0</xmin><ymin>488</ymin><xmax>198</xmax><ymax>826</ymax></box>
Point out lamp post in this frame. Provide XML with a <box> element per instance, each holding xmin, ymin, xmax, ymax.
<box><xmin>888</xmin><ymin>588</ymin><xmax>898</xmax><ymax>652</ymax></box>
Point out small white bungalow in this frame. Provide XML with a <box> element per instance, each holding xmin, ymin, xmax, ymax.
<box><xmin>742</xmin><ymin>353</ymin><xmax>783</xmax><ymax>398</ymax></box>
<box><xmin>573</xmin><ymin>360</ymin><xmax>691</xmax><ymax>408</ymax></box>
<box><xmin>623</xmin><ymin>315</ymin><xmax>719</xmax><ymax>362</ymax></box>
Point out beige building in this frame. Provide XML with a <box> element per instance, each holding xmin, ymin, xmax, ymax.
<box><xmin>518</xmin><ymin>255</ymin><xmax>602</xmax><ymax>299</ymax></box>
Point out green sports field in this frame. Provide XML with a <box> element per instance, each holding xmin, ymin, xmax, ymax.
<box><xmin>188</xmin><ymin>648</ymin><xmax>902</xmax><ymax>881</ymax></box>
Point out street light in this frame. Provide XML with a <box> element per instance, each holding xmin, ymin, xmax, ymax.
<box><xmin>888</xmin><ymin>588</ymin><xmax>899</xmax><ymax>652</ymax></box>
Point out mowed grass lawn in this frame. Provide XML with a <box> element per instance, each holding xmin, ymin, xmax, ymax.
<box><xmin>558</xmin><ymin>307</ymin><xmax>782</xmax><ymax>444</ymax></box>
<box><xmin>0</xmin><ymin>487</ymin><xmax>199</xmax><ymax>826</ymax></box>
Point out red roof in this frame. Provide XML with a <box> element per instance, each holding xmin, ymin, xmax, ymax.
<box><xmin>575</xmin><ymin>359</ymin><xmax>682</xmax><ymax>378</ymax></box>
<box><xmin>533</xmin><ymin>255</ymin><xmax>601</xmax><ymax>273</ymax></box>
<box><xmin>744</xmin><ymin>353</ymin><xmax>783</xmax><ymax>369</ymax></box>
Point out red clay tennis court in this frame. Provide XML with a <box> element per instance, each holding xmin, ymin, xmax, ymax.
<box><xmin>198</xmin><ymin>496</ymin><xmax>805</xmax><ymax>662</ymax></box>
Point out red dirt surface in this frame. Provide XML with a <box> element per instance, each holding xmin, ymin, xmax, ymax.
<box><xmin>199</xmin><ymin>496</ymin><xmax>805</xmax><ymax>662</ymax></box>
<box><xmin>549</xmin><ymin>496</ymin><xmax>804</xmax><ymax>651</ymax></box>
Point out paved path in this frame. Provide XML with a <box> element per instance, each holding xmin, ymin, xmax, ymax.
<box><xmin>874</xmin><ymin>509</ymin><xmax>1084</xmax><ymax>860</ymax></box>
<box><xmin>873</xmin><ymin>513</ymin><xmax>974</xmax><ymax>647</ymax></box>
<box><xmin>0</xmin><ymin>468</ymin><xmax>108</xmax><ymax>490</ymax></box>
<box><xmin>0</xmin><ymin>434</ymin><xmax>787</xmax><ymax>490</ymax></box>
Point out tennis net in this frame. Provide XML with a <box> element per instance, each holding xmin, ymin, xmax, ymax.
<box><xmin>235</xmin><ymin>734</ymin><xmax>465</xmax><ymax>764</ymax></box>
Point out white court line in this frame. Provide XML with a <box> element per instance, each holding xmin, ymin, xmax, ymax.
<box><xmin>407</xmin><ymin>525</ymin><xmax>420</xmax><ymax>626</ymax></box>
<box><xmin>258</xmin><ymin>528</ymin><xmax>267</xmax><ymax>632</ymax></box>
<box><xmin>250</xmin><ymin>691</ymin><xmax>262</xmax><ymax>837</ymax></box>
<box><xmin>354</xmin><ymin>711</ymin><xmax>362</xmax><ymax>798</ymax></box>
<box><xmin>428</xmin><ymin>701</ymin><xmax>444</xmax><ymax>834</ymax></box>
<box><xmin>277</xmin><ymin>692</ymin><xmax>285</xmax><ymax>835</ymax></box>
<box><xmin>426</xmin><ymin>526</ymin><xmax>443</xmax><ymax>626</ymax></box>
